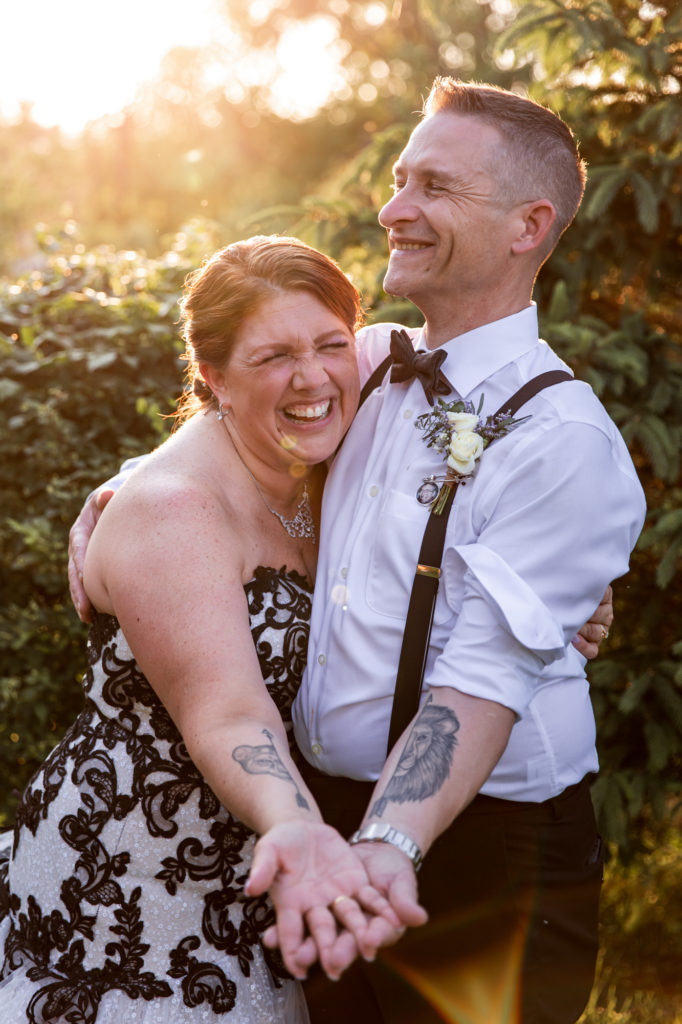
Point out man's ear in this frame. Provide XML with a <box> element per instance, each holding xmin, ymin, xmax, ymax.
<box><xmin>199</xmin><ymin>361</ymin><xmax>230</xmax><ymax>409</ymax></box>
<box><xmin>511</xmin><ymin>199</ymin><xmax>556</xmax><ymax>255</ymax></box>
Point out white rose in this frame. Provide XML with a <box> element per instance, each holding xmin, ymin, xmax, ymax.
<box><xmin>447</xmin><ymin>430</ymin><xmax>484</xmax><ymax>476</ymax></box>
<box><xmin>446</xmin><ymin>411</ymin><xmax>479</xmax><ymax>433</ymax></box>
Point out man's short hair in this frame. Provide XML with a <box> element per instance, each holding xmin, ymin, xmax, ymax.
<box><xmin>424</xmin><ymin>78</ymin><xmax>587</xmax><ymax>252</ymax></box>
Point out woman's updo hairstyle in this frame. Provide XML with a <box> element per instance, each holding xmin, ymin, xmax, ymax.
<box><xmin>177</xmin><ymin>235</ymin><xmax>364</xmax><ymax>421</ymax></box>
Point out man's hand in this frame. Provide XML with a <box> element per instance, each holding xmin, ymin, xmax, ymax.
<box><xmin>246</xmin><ymin>821</ymin><xmax>407</xmax><ymax>981</ymax></box>
<box><xmin>572</xmin><ymin>585</ymin><xmax>614</xmax><ymax>660</ymax></box>
<box><xmin>350</xmin><ymin>841</ymin><xmax>428</xmax><ymax>935</ymax></box>
<box><xmin>67</xmin><ymin>488</ymin><xmax>114</xmax><ymax>622</ymax></box>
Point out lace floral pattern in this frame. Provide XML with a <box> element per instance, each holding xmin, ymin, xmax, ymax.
<box><xmin>0</xmin><ymin>567</ymin><xmax>312</xmax><ymax>1023</ymax></box>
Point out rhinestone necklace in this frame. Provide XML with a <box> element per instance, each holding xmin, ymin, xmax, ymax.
<box><xmin>266</xmin><ymin>481</ymin><xmax>316</xmax><ymax>541</ymax></box>
<box><xmin>222</xmin><ymin>420</ymin><xmax>316</xmax><ymax>542</ymax></box>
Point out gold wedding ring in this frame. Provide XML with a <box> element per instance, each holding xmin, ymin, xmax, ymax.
<box><xmin>599</xmin><ymin>627</ymin><xmax>609</xmax><ymax>641</ymax></box>
<box><xmin>331</xmin><ymin>895</ymin><xmax>351</xmax><ymax>909</ymax></box>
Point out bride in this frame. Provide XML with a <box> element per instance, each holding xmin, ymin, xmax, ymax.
<box><xmin>0</xmin><ymin>236</ymin><xmax>407</xmax><ymax>1023</ymax></box>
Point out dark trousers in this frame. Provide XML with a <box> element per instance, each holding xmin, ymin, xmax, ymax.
<box><xmin>301</xmin><ymin>766</ymin><xmax>603</xmax><ymax>1024</ymax></box>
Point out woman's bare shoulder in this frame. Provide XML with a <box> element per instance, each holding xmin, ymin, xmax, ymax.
<box><xmin>107</xmin><ymin>419</ymin><xmax>241</xmax><ymax>527</ymax></box>
<box><xmin>85</xmin><ymin>441</ymin><xmax>249</xmax><ymax>604</ymax></box>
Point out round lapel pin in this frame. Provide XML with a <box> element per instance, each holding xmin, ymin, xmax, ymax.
<box><xmin>416</xmin><ymin>479</ymin><xmax>440</xmax><ymax>505</ymax></box>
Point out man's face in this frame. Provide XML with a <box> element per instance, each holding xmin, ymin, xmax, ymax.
<box><xmin>379</xmin><ymin>112</ymin><xmax>524</xmax><ymax>330</ymax></box>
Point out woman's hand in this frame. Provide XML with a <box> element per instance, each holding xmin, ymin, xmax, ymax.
<box><xmin>246</xmin><ymin>821</ymin><xmax>409</xmax><ymax>981</ymax></box>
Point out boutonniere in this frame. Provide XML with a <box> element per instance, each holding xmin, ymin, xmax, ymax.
<box><xmin>414</xmin><ymin>396</ymin><xmax>529</xmax><ymax>505</ymax></box>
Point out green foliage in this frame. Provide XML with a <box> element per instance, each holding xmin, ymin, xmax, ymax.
<box><xmin>502</xmin><ymin>0</ymin><xmax>682</xmax><ymax>855</ymax></box>
<box><xmin>0</xmin><ymin>231</ymin><xmax>205</xmax><ymax>826</ymax></box>
<box><xmin>495</xmin><ymin>0</ymin><xmax>682</xmax><ymax>320</ymax></box>
<box><xmin>578</xmin><ymin>813</ymin><xmax>682</xmax><ymax>1021</ymax></box>
<box><xmin>540</xmin><ymin>307</ymin><xmax>682</xmax><ymax>854</ymax></box>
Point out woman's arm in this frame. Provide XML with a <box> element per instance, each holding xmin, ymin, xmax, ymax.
<box><xmin>83</xmin><ymin>475</ymin><xmax>404</xmax><ymax>977</ymax></box>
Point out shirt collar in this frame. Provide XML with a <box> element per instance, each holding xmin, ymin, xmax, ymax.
<box><xmin>416</xmin><ymin>304</ymin><xmax>540</xmax><ymax>399</ymax></box>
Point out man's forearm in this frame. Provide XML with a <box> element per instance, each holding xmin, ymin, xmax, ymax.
<box><xmin>358</xmin><ymin>687</ymin><xmax>515</xmax><ymax>857</ymax></box>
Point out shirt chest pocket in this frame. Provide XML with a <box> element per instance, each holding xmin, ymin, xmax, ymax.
<box><xmin>365</xmin><ymin>488</ymin><xmax>459</xmax><ymax>624</ymax></box>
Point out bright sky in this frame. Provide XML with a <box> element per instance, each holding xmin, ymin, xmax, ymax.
<box><xmin>2</xmin><ymin>0</ymin><xmax>225</xmax><ymax>133</ymax></box>
<box><xmin>2</xmin><ymin>0</ymin><xmax>348</xmax><ymax>134</ymax></box>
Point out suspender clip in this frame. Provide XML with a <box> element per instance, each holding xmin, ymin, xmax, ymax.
<box><xmin>417</xmin><ymin>564</ymin><xmax>441</xmax><ymax>579</ymax></box>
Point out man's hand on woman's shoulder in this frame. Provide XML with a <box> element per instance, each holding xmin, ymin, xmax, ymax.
<box><xmin>68</xmin><ymin>487</ymin><xmax>114</xmax><ymax>622</ymax></box>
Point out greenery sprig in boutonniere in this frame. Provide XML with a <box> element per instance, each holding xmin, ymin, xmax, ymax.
<box><xmin>415</xmin><ymin>395</ymin><xmax>530</xmax><ymax>484</ymax></box>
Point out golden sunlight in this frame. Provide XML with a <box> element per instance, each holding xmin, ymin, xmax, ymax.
<box><xmin>3</xmin><ymin>0</ymin><xmax>222</xmax><ymax>134</ymax></box>
<box><xmin>2</xmin><ymin>0</ymin><xmax>345</xmax><ymax>133</ymax></box>
<box><xmin>260</xmin><ymin>16</ymin><xmax>349</xmax><ymax>119</ymax></box>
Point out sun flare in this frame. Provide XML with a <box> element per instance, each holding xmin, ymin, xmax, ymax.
<box><xmin>268</xmin><ymin>17</ymin><xmax>349</xmax><ymax>119</ymax></box>
<box><xmin>3</xmin><ymin>0</ymin><xmax>347</xmax><ymax>134</ymax></box>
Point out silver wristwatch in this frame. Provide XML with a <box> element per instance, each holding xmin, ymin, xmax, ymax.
<box><xmin>349</xmin><ymin>822</ymin><xmax>423</xmax><ymax>872</ymax></box>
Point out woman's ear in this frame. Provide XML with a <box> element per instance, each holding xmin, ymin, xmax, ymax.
<box><xmin>199</xmin><ymin>361</ymin><xmax>230</xmax><ymax>411</ymax></box>
<box><xmin>511</xmin><ymin>199</ymin><xmax>556</xmax><ymax>255</ymax></box>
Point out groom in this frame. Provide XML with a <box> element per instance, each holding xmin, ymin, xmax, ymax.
<box><xmin>274</xmin><ymin>78</ymin><xmax>645</xmax><ymax>1022</ymax></box>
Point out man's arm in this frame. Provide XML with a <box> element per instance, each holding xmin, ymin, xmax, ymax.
<box><xmin>356</xmin><ymin>688</ymin><xmax>513</xmax><ymax>851</ymax></box>
<box><xmin>350</xmin><ymin>687</ymin><xmax>514</xmax><ymax>906</ymax></box>
<box><xmin>352</xmin><ymin>418</ymin><xmax>643</xmax><ymax>910</ymax></box>
<box><xmin>350</xmin><ymin>577</ymin><xmax>614</xmax><ymax>886</ymax></box>
<box><xmin>349</xmin><ymin>579</ymin><xmax>619</xmax><ymax>903</ymax></box>
<box><xmin>68</xmin><ymin>471</ymin><xmax>615</xmax><ymax>647</ymax></box>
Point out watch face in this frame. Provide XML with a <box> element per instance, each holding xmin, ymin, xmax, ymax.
<box><xmin>416</xmin><ymin>480</ymin><xmax>439</xmax><ymax>505</ymax></box>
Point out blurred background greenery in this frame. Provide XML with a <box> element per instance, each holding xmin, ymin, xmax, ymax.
<box><xmin>1</xmin><ymin>0</ymin><xmax>680</xmax><ymax>1019</ymax></box>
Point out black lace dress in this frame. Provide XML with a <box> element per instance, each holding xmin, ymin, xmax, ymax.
<box><xmin>0</xmin><ymin>567</ymin><xmax>312</xmax><ymax>1024</ymax></box>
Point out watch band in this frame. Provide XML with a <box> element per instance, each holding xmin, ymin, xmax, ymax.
<box><xmin>349</xmin><ymin>822</ymin><xmax>423</xmax><ymax>872</ymax></box>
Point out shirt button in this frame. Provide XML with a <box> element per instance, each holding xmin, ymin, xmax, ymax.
<box><xmin>317</xmin><ymin>653</ymin><xmax>326</xmax><ymax>665</ymax></box>
<box><xmin>369</xmin><ymin>485</ymin><xmax>379</xmax><ymax>497</ymax></box>
<box><xmin>403</xmin><ymin>408</ymin><xmax>412</xmax><ymax>419</ymax></box>
<box><xmin>340</xmin><ymin>567</ymin><xmax>348</xmax><ymax>578</ymax></box>
<box><xmin>311</xmin><ymin>743</ymin><xmax>322</xmax><ymax>756</ymax></box>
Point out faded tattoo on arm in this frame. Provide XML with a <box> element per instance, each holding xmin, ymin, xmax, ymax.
<box><xmin>371</xmin><ymin>695</ymin><xmax>459</xmax><ymax>817</ymax></box>
<box><xmin>232</xmin><ymin>728</ymin><xmax>310</xmax><ymax>809</ymax></box>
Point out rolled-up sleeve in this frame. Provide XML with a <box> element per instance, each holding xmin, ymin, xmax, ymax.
<box><xmin>427</xmin><ymin>417</ymin><xmax>646</xmax><ymax>714</ymax></box>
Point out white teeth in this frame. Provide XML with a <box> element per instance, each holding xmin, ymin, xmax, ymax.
<box><xmin>394</xmin><ymin>243</ymin><xmax>429</xmax><ymax>251</ymax></box>
<box><xmin>285</xmin><ymin>400</ymin><xmax>331</xmax><ymax>420</ymax></box>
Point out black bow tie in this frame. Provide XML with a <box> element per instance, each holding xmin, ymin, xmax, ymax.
<box><xmin>389</xmin><ymin>329</ymin><xmax>451</xmax><ymax>406</ymax></box>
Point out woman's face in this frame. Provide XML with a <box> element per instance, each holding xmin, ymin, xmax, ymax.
<box><xmin>213</xmin><ymin>289</ymin><xmax>360</xmax><ymax>470</ymax></box>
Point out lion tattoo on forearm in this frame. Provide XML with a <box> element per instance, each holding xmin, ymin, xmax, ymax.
<box><xmin>371</xmin><ymin>695</ymin><xmax>460</xmax><ymax>817</ymax></box>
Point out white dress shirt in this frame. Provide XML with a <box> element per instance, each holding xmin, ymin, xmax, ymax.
<box><xmin>292</xmin><ymin>306</ymin><xmax>646</xmax><ymax>801</ymax></box>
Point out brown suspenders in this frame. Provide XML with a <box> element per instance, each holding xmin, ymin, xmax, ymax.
<box><xmin>357</xmin><ymin>357</ymin><xmax>576</xmax><ymax>755</ymax></box>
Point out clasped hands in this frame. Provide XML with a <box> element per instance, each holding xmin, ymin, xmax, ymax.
<box><xmin>245</xmin><ymin>821</ymin><xmax>428</xmax><ymax>981</ymax></box>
